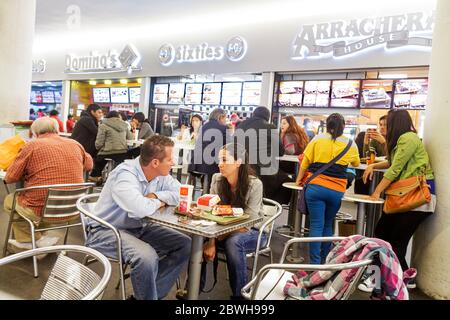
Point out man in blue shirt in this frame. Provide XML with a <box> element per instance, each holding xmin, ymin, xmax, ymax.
<box><xmin>86</xmin><ymin>135</ymin><xmax>191</xmax><ymax>300</ymax></box>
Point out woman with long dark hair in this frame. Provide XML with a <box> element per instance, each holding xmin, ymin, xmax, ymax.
<box><xmin>203</xmin><ymin>142</ymin><xmax>266</xmax><ymax>299</ymax></box>
<box><xmin>131</xmin><ymin>112</ymin><xmax>154</xmax><ymax>140</ymax></box>
<box><xmin>362</xmin><ymin>109</ymin><xmax>435</xmax><ymax>290</ymax></box>
<box><xmin>295</xmin><ymin>113</ymin><xmax>360</xmax><ymax>264</ymax></box>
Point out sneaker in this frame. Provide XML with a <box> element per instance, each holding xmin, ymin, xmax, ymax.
<box><xmin>36</xmin><ymin>235</ymin><xmax>60</xmax><ymax>248</ymax></box>
<box><xmin>404</xmin><ymin>268</ymin><xmax>417</xmax><ymax>289</ymax></box>
<box><xmin>406</xmin><ymin>278</ymin><xmax>416</xmax><ymax>289</ymax></box>
<box><xmin>7</xmin><ymin>239</ymin><xmax>32</xmax><ymax>253</ymax></box>
<box><xmin>358</xmin><ymin>275</ymin><xmax>375</xmax><ymax>293</ymax></box>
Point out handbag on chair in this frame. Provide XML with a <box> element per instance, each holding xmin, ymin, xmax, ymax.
<box><xmin>297</xmin><ymin>140</ymin><xmax>352</xmax><ymax>215</ymax></box>
<box><xmin>383</xmin><ymin>175</ymin><xmax>431</xmax><ymax>214</ymax></box>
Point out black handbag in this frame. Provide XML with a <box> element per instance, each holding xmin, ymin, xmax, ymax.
<box><xmin>297</xmin><ymin>140</ymin><xmax>353</xmax><ymax>215</ymax></box>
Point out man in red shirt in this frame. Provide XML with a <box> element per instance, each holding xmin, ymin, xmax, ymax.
<box><xmin>66</xmin><ymin>114</ymin><xmax>75</xmax><ymax>133</ymax></box>
<box><xmin>4</xmin><ymin>117</ymin><xmax>93</xmax><ymax>251</ymax></box>
<box><xmin>49</xmin><ymin>109</ymin><xmax>64</xmax><ymax>132</ymax></box>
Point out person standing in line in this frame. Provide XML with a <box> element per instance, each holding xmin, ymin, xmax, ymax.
<box><xmin>71</xmin><ymin>104</ymin><xmax>103</xmax><ymax>159</ymax></box>
<box><xmin>296</xmin><ymin>113</ymin><xmax>360</xmax><ymax>264</ymax></box>
<box><xmin>66</xmin><ymin>114</ymin><xmax>75</xmax><ymax>133</ymax></box>
<box><xmin>49</xmin><ymin>109</ymin><xmax>64</xmax><ymax>132</ymax></box>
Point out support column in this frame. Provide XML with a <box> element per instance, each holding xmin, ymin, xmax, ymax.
<box><xmin>260</xmin><ymin>72</ymin><xmax>275</xmax><ymax>112</ymax></box>
<box><xmin>413</xmin><ymin>0</ymin><xmax>450</xmax><ymax>299</ymax></box>
<box><xmin>0</xmin><ymin>0</ymin><xmax>36</xmax><ymax>125</ymax></box>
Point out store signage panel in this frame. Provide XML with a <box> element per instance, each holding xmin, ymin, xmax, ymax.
<box><xmin>292</xmin><ymin>11</ymin><xmax>434</xmax><ymax>60</ymax></box>
<box><xmin>330</xmin><ymin>80</ymin><xmax>360</xmax><ymax>108</ymax></box>
<box><xmin>393</xmin><ymin>79</ymin><xmax>428</xmax><ymax>109</ymax></box>
<box><xmin>159</xmin><ymin>36</ymin><xmax>247</xmax><ymax>66</ymax></box>
<box><xmin>360</xmin><ymin>80</ymin><xmax>393</xmax><ymax>109</ymax></box>
<box><xmin>65</xmin><ymin>44</ymin><xmax>142</xmax><ymax>74</ymax></box>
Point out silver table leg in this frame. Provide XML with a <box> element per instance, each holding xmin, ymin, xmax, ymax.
<box><xmin>286</xmin><ymin>191</ymin><xmax>304</xmax><ymax>263</ymax></box>
<box><xmin>356</xmin><ymin>202</ymin><xmax>366</xmax><ymax>235</ymax></box>
<box><xmin>187</xmin><ymin>235</ymin><xmax>204</xmax><ymax>300</ymax></box>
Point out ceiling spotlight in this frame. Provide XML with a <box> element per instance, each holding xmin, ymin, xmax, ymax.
<box><xmin>88</xmin><ymin>80</ymin><xmax>97</xmax><ymax>85</ymax></box>
<box><xmin>104</xmin><ymin>80</ymin><xmax>112</xmax><ymax>85</ymax></box>
<box><xmin>120</xmin><ymin>79</ymin><xmax>128</xmax><ymax>84</ymax></box>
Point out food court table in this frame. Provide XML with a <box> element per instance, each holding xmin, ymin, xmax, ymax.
<box><xmin>349</xmin><ymin>163</ymin><xmax>387</xmax><ymax>236</ymax></box>
<box><xmin>342</xmin><ymin>194</ymin><xmax>384</xmax><ymax>235</ymax></box>
<box><xmin>146</xmin><ymin>206</ymin><xmax>263</xmax><ymax>300</ymax></box>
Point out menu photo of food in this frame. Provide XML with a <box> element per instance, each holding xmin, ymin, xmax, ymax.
<box><xmin>129</xmin><ymin>87</ymin><xmax>141</xmax><ymax>103</ymax></box>
<box><xmin>330</xmin><ymin>80</ymin><xmax>360</xmax><ymax>108</ymax></box>
<box><xmin>93</xmin><ymin>88</ymin><xmax>111</xmax><ymax>103</ymax></box>
<box><xmin>152</xmin><ymin>84</ymin><xmax>169</xmax><ymax>104</ymax></box>
<box><xmin>394</xmin><ymin>79</ymin><xmax>428</xmax><ymax>109</ymax></box>
<box><xmin>242</xmin><ymin>82</ymin><xmax>261</xmax><ymax>106</ymax></box>
<box><xmin>361</xmin><ymin>80</ymin><xmax>393</xmax><ymax>109</ymax></box>
<box><xmin>303</xmin><ymin>81</ymin><xmax>331</xmax><ymax>107</ymax></box>
<box><xmin>202</xmin><ymin>83</ymin><xmax>222</xmax><ymax>105</ymax></box>
<box><xmin>278</xmin><ymin>81</ymin><xmax>303</xmax><ymax>107</ymax></box>
<box><xmin>168</xmin><ymin>83</ymin><xmax>185</xmax><ymax>104</ymax></box>
<box><xmin>184</xmin><ymin>83</ymin><xmax>203</xmax><ymax>105</ymax></box>
<box><xmin>30</xmin><ymin>90</ymin><xmax>41</xmax><ymax>103</ymax></box>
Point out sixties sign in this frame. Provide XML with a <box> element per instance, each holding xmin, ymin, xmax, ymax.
<box><xmin>158</xmin><ymin>36</ymin><xmax>247</xmax><ymax>66</ymax></box>
<box><xmin>292</xmin><ymin>12</ymin><xmax>435</xmax><ymax>59</ymax></box>
<box><xmin>65</xmin><ymin>44</ymin><xmax>142</xmax><ymax>74</ymax></box>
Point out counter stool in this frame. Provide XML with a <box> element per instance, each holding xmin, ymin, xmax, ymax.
<box><xmin>342</xmin><ymin>194</ymin><xmax>384</xmax><ymax>236</ymax></box>
<box><xmin>102</xmin><ymin>158</ymin><xmax>117</xmax><ymax>184</ymax></box>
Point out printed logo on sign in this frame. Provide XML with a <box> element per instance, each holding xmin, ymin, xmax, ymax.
<box><xmin>159</xmin><ymin>36</ymin><xmax>247</xmax><ymax>66</ymax></box>
<box><xmin>65</xmin><ymin>44</ymin><xmax>142</xmax><ymax>74</ymax></box>
<box><xmin>292</xmin><ymin>11</ymin><xmax>435</xmax><ymax>59</ymax></box>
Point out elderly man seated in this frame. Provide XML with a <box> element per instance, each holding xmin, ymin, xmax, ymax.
<box><xmin>4</xmin><ymin>117</ymin><xmax>93</xmax><ymax>252</ymax></box>
<box><xmin>86</xmin><ymin>135</ymin><xmax>191</xmax><ymax>300</ymax></box>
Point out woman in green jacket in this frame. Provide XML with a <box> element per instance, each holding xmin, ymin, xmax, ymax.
<box><xmin>362</xmin><ymin>109</ymin><xmax>435</xmax><ymax>290</ymax></box>
<box><xmin>89</xmin><ymin>111</ymin><xmax>133</xmax><ymax>181</ymax></box>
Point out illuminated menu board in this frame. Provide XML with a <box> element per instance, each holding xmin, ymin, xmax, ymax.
<box><xmin>202</xmin><ymin>83</ymin><xmax>222</xmax><ymax>105</ymax></box>
<box><xmin>303</xmin><ymin>81</ymin><xmax>331</xmax><ymax>107</ymax></box>
<box><xmin>30</xmin><ymin>91</ymin><xmax>42</xmax><ymax>103</ymax></box>
<box><xmin>54</xmin><ymin>91</ymin><xmax>62</xmax><ymax>103</ymax></box>
<box><xmin>129</xmin><ymin>87</ymin><xmax>141</xmax><ymax>103</ymax></box>
<box><xmin>330</xmin><ymin>80</ymin><xmax>360</xmax><ymax>108</ymax></box>
<box><xmin>152</xmin><ymin>84</ymin><xmax>169</xmax><ymax>104</ymax></box>
<box><xmin>241</xmin><ymin>82</ymin><xmax>261</xmax><ymax>106</ymax></box>
<box><xmin>278</xmin><ymin>81</ymin><xmax>304</xmax><ymax>107</ymax></box>
<box><xmin>393</xmin><ymin>79</ymin><xmax>428</xmax><ymax>109</ymax></box>
<box><xmin>184</xmin><ymin>83</ymin><xmax>203</xmax><ymax>105</ymax></box>
<box><xmin>168</xmin><ymin>83</ymin><xmax>185</xmax><ymax>104</ymax></box>
<box><xmin>42</xmin><ymin>91</ymin><xmax>55</xmax><ymax>103</ymax></box>
<box><xmin>110</xmin><ymin>87</ymin><xmax>129</xmax><ymax>103</ymax></box>
<box><xmin>93</xmin><ymin>88</ymin><xmax>111</xmax><ymax>103</ymax></box>
<box><xmin>361</xmin><ymin>80</ymin><xmax>393</xmax><ymax>109</ymax></box>
<box><xmin>221</xmin><ymin>82</ymin><xmax>242</xmax><ymax>105</ymax></box>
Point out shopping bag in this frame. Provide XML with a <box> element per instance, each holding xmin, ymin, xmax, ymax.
<box><xmin>0</xmin><ymin>135</ymin><xmax>26</xmax><ymax>170</ymax></box>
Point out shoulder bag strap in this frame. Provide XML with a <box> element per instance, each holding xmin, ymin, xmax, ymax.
<box><xmin>304</xmin><ymin>139</ymin><xmax>353</xmax><ymax>186</ymax></box>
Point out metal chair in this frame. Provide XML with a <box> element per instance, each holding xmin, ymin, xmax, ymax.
<box><xmin>217</xmin><ymin>198</ymin><xmax>283</xmax><ymax>280</ymax></box>
<box><xmin>0</xmin><ymin>245</ymin><xmax>111</xmax><ymax>300</ymax></box>
<box><xmin>241</xmin><ymin>236</ymin><xmax>373</xmax><ymax>300</ymax></box>
<box><xmin>3</xmin><ymin>183</ymin><xmax>94</xmax><ymax>278</ymax></box>
<box><xmin>101</xmin><ymin>158</ymin><xmax>117</xmax><ymax>183</ymax></box>
<box><xmin>76</xmin><ymin>193</ymin><xmax>129</xmax><ymax>300</ymax></box>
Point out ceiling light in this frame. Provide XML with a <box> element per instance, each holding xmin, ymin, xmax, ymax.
<box><xmin>104</xmin><ymin>80</ymin><xmax>112</xmax><ymax>85</ymax></box>
<box><xmin>88</xmin><ymin>80</ymin><xmax>97</xmax><ymax>85</ymax></box>
<box><xmin>120</xmin><ymin>79</ymin><xmax>128</xmax><ymax>84</ymax></box>
<box><xmin>137</xmin><ymin>78</ymin><xmax>142</xmax><ymax>84</ymax></box>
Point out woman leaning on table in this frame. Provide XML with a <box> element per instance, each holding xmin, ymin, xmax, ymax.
<box><xmin>363</xmin><ymin>109</ymin><xmax>435</xmax><ymax>275</ymax></box>
<box><xmin>203</xmin><ymin>142</ymin><xmax>266</xmax><ymax>300</ymax></box>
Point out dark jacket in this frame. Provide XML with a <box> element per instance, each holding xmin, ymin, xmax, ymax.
<box><xmin>189</xmin><ymin>119</ymin><xmax>229</xmax><ymax>175</ymax></box>
<box><xmin>234</xmin><ymin>110</ymin><xmax>291</xmax><ymax>205</ymax></box>
<box><xmin>234</xmin><ymin>115</ymin><xmax>284</xmax><ymax>176</ymax></box>
<box><xmin>71</xmin><ymin>111</ymin><xmax>99</xmax><ymax>158</ymax></box>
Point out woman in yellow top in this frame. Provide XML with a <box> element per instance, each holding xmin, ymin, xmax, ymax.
<box><xmin>296</xmin><ymin>113</ymin><xmax>360</xmax><ymax>264</ymax></box>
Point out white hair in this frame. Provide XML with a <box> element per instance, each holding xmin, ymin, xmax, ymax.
<box><xmin>31</xmin><ymin>117</ymin><xmax>59</xmax><ymax>135</ymax></box>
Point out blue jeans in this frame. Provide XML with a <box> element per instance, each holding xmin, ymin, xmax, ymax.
<box><xmin>305</xmin><ymin>184</ymin><xmax>343</xmax><ymax>264</ymax></box>
<box><xmin>86</xmin><ymin>223</ymin><xmax>191</xmax><ymax>300</ymax></box>
<box><xmin>220</xmin><ymin>228</ymin><xmax>267</xmax><ymax>298</ymax></box>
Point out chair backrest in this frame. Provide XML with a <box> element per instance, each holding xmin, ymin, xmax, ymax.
<box><xmin>261</xmin><ymin>198</ymin><xmax>282</xmax><ymax>249</ymax></box>
<box><xmin>0</xmin><ymin>245</ymin><xmax>111</xmax><ymax>300</ymax></box>
<box><xmin>42</xmin><ymin>183</ymin><xmax>94</xmax><ymax>222</ymax></box>
<box><xmin>76</xmin><ymin>193</ymin><xmax>101</xmax><ymax>242</ymax></box>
